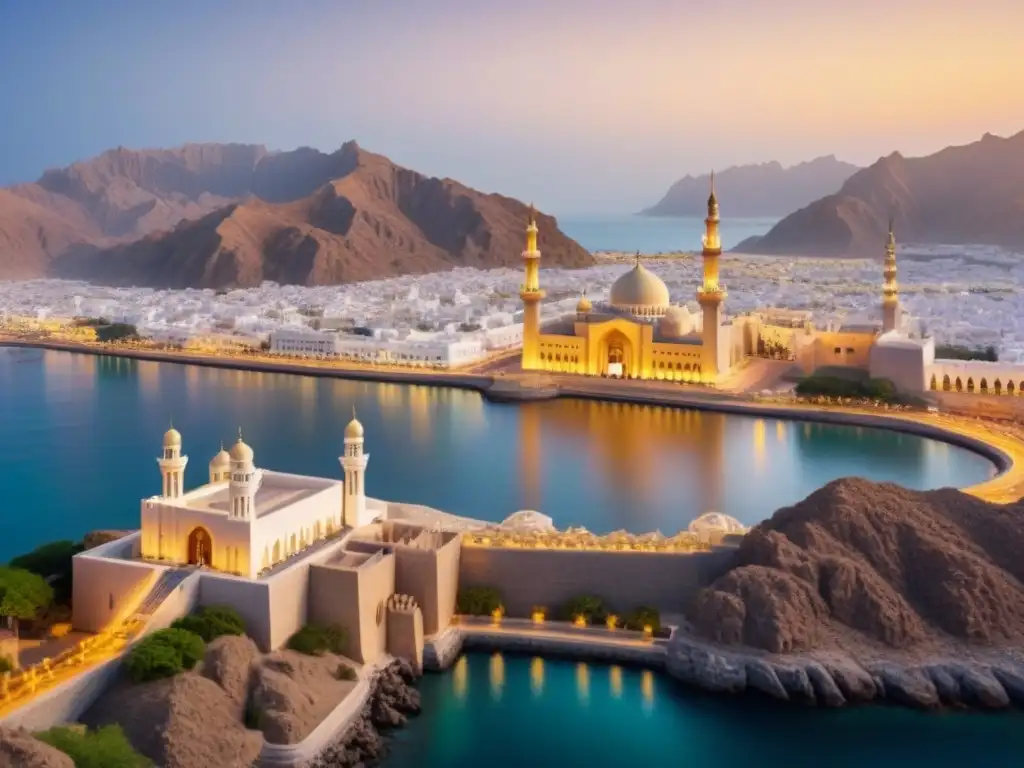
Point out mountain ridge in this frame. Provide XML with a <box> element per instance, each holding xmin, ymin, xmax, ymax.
<box><xmin>641</xmin><ymin>156</ymin><xmax>860</xmax><ymax>217</ymax></box>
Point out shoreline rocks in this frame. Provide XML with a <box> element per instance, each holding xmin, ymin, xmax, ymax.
<box><xmin>310</xmin><ymin>659</ymin><xmax>421</xmax><ymax>768</ymax></box>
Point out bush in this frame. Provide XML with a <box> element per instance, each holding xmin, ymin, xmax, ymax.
<box><xmin>0</xmin><ymin>655</ymin><xmax>14</xmax><ymax>674</ymax></box>
<box><xmin>286</xmin><ymin>623</ymin><xmax>348</xmax><ymax>656</ymax></box>
<box><xmin>456</xmin><ymin>587</ymin><xmax>503</xmax><ymax>616</ymax></box>
<box><xmin>795</xmin><ymin>375</ymin><xmax>899</xmax><ymax>403</ymax></box>
<box><xmin>334</xmin><ymin>663</ymin><xmax>358</xmax><ymax>681</ymax></box>
<box><xmin>171</xmin><ymin>605</ymin><xmax>246</xmax><ymax>642</ymax></box>
<box><xmin>558</xmin><ymin>595</ymin><xmax>608</xmax><ymax>625</ymax></box>
<box><xmin>37</xmin><ymin>724</ymin><xmax>151</xmax><ymax>768</ymax></box>
<box><xmin>125</xmin><ymin>628</ymin><xmax>206</xmax><ymax>683</ymax></box>
<box><xmin>622</xmin><ymin>606</ymin><xmax>661</xmax><ymax>633</ymax></box>
<box><xmin>0</xmin><ymin>566</ymin><xmax>54</xmax><ymax>626</ymax></box>
<box><xmin>8</xmin><ymin>539</ymin><xmax>83</xmax><ymax>607</ymax></box>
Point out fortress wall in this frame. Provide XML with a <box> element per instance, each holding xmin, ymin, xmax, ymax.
<box><xmin>199</xmin><ymin>576</ymin><xmax>273</xmax><ymax>649</ymax></box>
<box><xmin>458</xmin><ymin>546</ymin><xmax>737</xmax><ymax>618</ymax></box>
<box><xmin>433</xmin><ymin>537</ymin><xmax>462</xmax><ymax>635</ymax></box>
<box><xmin>933</xmin><ymin>391</ymin><xmax>1024</xmax><ymax>420</ymax></box>
<box><xmin>71</xmin><ymin>555</ymin><xmax>161</xmax><ymax>633</ymax></box>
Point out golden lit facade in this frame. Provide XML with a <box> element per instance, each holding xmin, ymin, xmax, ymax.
<box><xmin>882</xmin><ymin>219</ymin><xmax>900</xmax><ymax>333</ymax></box>
<box><xmin>520</xmin><ymin>178</ymin><xmax>729</xmax><ymax>384</ymax></box>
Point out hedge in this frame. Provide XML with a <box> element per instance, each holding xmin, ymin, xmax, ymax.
<box><xmin>171</xmin><ymin>605</ymin><xmax>246</xmax><ymax>642</ymax></box>
<box><xmin>286</xmin><ymin>623</ymin><xmax>348</xmax><ymax>656</ymax></box>
<box><xmin>125</xmin><ymin>628</ymin><xmax>205</xmax><ymax>683</ymax></box>
<box><xmin>37</xmin><ymin>724</ymin><xmax>151</xmax><ymax>768</ymax></box>
<box><xmin>456</xmin><ymin>586</ymin><xmax>503</xmax><ymax>616</ymax></box>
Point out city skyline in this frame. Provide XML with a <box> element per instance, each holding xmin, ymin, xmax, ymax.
<box><xmin>2</xmin><ymin>0</ymin><xmax>1023</xmax><ymax>213</ymax></box>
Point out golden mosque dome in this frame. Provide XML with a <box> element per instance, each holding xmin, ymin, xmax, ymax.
<box><xmin>576</xmin><ymin>293</ymin><xmax>592</xmax><ymax>313</ymax></box>
<box><xmin>210</xmin><ymin>446</ymin><xmax>231</xmax><ymax>468</ymax></box>
<box><xmin>345</xmin><ymin>415</ymin><xmax>365</xmax><ymax>440</ymax></box>
<box><xmin>163</xmin><ymin>427</ymin><xmax>181</xmax><ymax>448</ymax></box>
<box><xmin>609</xmin><ymin>258</ymin><xmax>670</xmax><ymax>313</ymax></box>
<box><xmin>230</xmin><ymin>436</ymin><xmax>254</xmax><ymax>463</ymax></box>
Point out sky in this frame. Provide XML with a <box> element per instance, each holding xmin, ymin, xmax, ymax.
<box><xmin>1</xmin><ymin>0</ymin><xmax>1023</xmax><ymax>214</ymax></box>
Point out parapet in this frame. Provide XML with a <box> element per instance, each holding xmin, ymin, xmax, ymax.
<box><xmin>386</xmin><ymin>593</ymin><xmax>424</xmax><ymax>672</ymax></box>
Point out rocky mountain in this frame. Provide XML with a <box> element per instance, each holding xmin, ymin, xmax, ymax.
<box><xmin>0</xmin><ymin>142</ymin><xmax>592</xmax><ymax>286</ymax></box>
<box><xmin>736</xmin><ymin>130</ymin><xmax>1024</xmax><ymax>256</ymax></box>
<box><xmin>694</xmin><ymin>477</ymin><xmax>1024</xmax><ymax>654</ymax></box>
<box><xmin>641</xmin><ymin>156</ymin><xmax>859</xmax><ymax>218</ymax></box>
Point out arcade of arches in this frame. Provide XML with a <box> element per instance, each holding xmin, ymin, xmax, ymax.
<box><xmin>930</xmin><ymin>374</ymin><xmax>1021</xmax><ymax>396</ymax></box>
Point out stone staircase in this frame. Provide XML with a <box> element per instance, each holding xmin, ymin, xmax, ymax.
<box><xmin>134</xmin><ymin>567</ymin><xmax>193</xmax><ymax>618</ymax></box>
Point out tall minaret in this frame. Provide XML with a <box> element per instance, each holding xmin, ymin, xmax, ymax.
<box><xmin>157</xmin><ymin>424</ymin><xmax>187</xmax><ymax>499</ymax></box>
<box><xmin>882</xmin><ymin>219</ymin><xmax>900</xmax><ymax>333</ymax></box>
<box><xmin>519</xmin><ymin>204</ymin><xmax>546</xmax><ymax>370</ymax></box>
<box><xmin>697</xmin><ymin>172</ymin><xmax>727</xmax><ymax>383</ymax></box>
<box><xmin>341</xmin><ymin>408</ymin><xmax>370</xmax><ymax>528</ymax></box>
<box><xmin>228</xmin><ymin>429</ymin><xmax>261</xmax><ymax>520</ymax></box>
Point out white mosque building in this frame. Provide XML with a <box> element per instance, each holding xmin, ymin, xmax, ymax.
<box><xmin>140</xmin><ymin>414</ymin><xmax>374</xmax><ymax>579</ymax></box>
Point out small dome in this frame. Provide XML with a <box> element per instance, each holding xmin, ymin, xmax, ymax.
<box><xmin>688</xmin><ymin>512</ymin><xmax>746</xmax><ymax>537</ymax></box>
<box><xmin>163</xmin><ymin>428</ymin><xmax>181</xmax><ymax>448</ymax></box>
<box><xmin>230</xmin><ymin>438</ymin><xmax>254</xmax><ymax>463</ymax></box>
<box><xmin>576</xmin><ymin>293</ymin><xmax>592</xmax><ymax>313</ymax></box>
<box><xmin>609</xmin><ymin>261</ymin><xmax>670</xmax><ymax>312</ymax></box>
<box><xmin>210</xmin><ymin>447</ymin><xmax>231</xmax><ymax>468</ymax></box>
<box><xmin>659</xmin><ymin>305</ymin><xmax>693</xmax><ymax>338</ymax></box>
<box><xmin>345</xmin><ymin>417</ymin><xmax>364</xmax><ymax>439</ymax></box>
<box><xmin>500</xmin><ymin>510</ymin><xmax>556</xmax><ymax>533</ymax></box>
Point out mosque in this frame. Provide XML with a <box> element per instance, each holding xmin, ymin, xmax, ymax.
<box><xmin>519</xmin><ymin>177</ymin><xmax>939</xmax><ymax>394</ymax></box>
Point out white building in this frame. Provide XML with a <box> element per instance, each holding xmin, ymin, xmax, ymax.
<box><xmin>268</xmin><ymin>327</ymin><xmax>487</xmax><ymax>368</ymax></box>
<box><xmin>140</xmin><ymin>415</ymin><xmax>374</xmax><ymax>579</ymax></box>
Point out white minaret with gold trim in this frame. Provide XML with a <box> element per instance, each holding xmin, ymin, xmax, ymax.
<box><xmin>519</xmin><ymin>204</ymin><xmax>545</xmax><ymax>370</ymax></box>
<box><xmin>882</xmin><ymin>219</ymin><xmax>900</xmax><ymax>333</ymax></box>
<box><xmin>228</xmin><ymin>430</ymin><xmax>260</xmax><ymax>520</ymax></box>
<box><xmin>696</xmin><ymin>172</ymin><xmax>727</xmax><ymax>383</ymax></box>
<box><xmin>341</xmin><ymin>408</ymin><xmax>371</xmax><ymax>528</ymax></box>
<box><xmin>157</xmin><ymin>425</ymin><xmax>187</xmax><ymax>499</ymax></box>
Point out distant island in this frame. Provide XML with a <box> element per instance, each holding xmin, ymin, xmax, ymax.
<box><xmin>736</xmin><ymin>129</ymin><xmax>1024</xmax><ymax>257</ymax></box>
<box><xmin>0</xmin><ymin>141</ymin><xmax>593</xmax><ymax>288</ymax></box>
<box><xmin>640</xmin><ymin>156</ymin><xmax>859</xmax><ymax>218</ymax></box>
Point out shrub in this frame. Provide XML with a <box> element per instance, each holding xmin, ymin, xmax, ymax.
<box><xmin>795</xmin><ymin>375</ymin><xmax>899</xmax><ymax>403</ymax></box>
<box><xmin>0</xmin><ymin>566</ymin><xmax>54</xmax><ymax>627</ymax></box>
<box><xmin>0</xmin><ymin>655</ymin><xmax>14</xmax><ymax>674</ymax></box>
<box><xmin>37</xmin><ymin>724</ymin><xmax>151</xmax><ymax>768</ymax></box>
<box><xmin>334</xmin><ymin>663</ymin><xmax>358</xmax><ymax>681</ymax></box>
<box><xmin>8</xmin><ymin>540</ymin><xmax>83</xmax><ymax>605</ymax></box>
<box><xmin>171</xmin><ymin>605</ymin><xmax>246</xmax><ymax>642</ymax></box>
<box><xmin>286</xmin><ymin>623</ymin><xmax>348</xmax><ymax>656</ymax></box>
<box><xmin>558</xmin><ymin>595</ymin><xmax>608</xmax><ymax>625</ymax></box>
<box><xmin>456</xmin><ymin>587</ymin><xmax>503</xmax><ymax>616</ymax></box>
<box><xmin>125</xmin><ymin>628</ymin><xmax>206</xmax><ymax>683</ymax></box>
<box><xmin>622</xmin><ymin>606</ymin><xmax>661</xmax><ymax>633</ymax></box>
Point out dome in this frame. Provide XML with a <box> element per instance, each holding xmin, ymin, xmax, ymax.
<box><xmin>688</xmin><ymin>512</ymin><xmax>747</xmax><ymax>537</ymax></box>
<box><xmin>609</xmin><ymin>261</ymin><xmax>670</xmax><ymax>313</ymax></box>
<box><xmin>163</xmin><ymin>427</ymin><xmax>181</xmax><ymax>448</ymax></box>
<box><xmin>210</xmin><ymin>446</ymin><xmax>231</xmax><ymax>468</ymax></box>
<box><xmin>499</xmin><ymin>510</ymin><xmax>556</xmax><ymax>534</ymax></box>
<box><xmin>576</xmin><ymin>293</ymin><xmax>592</xmax><ymax>313</ymax></box>
<box><xmin>230</xmin><ymin>438</ymin><xmax>254</xmax><ymax>463</ymax></box>
<box><xmin>659</xmin><ymin>305</ymin><xmax>693</xmax><ymax>338</ymax></box>
<box><xmin>345</xmin><ymin>417</ymin><xmax>364</xmax><ymax>439</ymax></box>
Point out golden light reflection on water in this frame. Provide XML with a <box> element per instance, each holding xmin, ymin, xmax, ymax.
<box><xmin>489</xmin><ymin>652</ymin><xmax>505</xmax><ymax>700</ymax></box>
<box><xmin>641</xmin><ymin>669</ymin><xmax>655</xmax><ymax>714</ymax></box>
<box><xmin>530</xmin><ymin>656</ymin><xmax>544</xmax><ymax>698</ymax></box>
<box><xmin>776</xmin><ymin>420</ymin><xmax>786</xmax><ymax>443</ymax></box>
<box><xmin>452</xmin><ymin>655</ymin><xmax>468</xmax><ymax>702</ymax></box>
<box><xmin>576</xmin><ymin>662</ymin><xmax>590</xmax><ymax>705</ymax></box>
<box><xmin>609</xmin><ymin>665</ymin><xmax>623</xmax><ymax>699</ymax></box>
<box><xmin>753</xmin><ymin>419</ymin><xmax>766</xmax><ymax>474</ymax></box>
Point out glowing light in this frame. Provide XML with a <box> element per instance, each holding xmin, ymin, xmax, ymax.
<box><xmin>573</xmin><ymin>614</ymin><xmax>587</xmax><ymax>628</ymax></box>
<box><xmin>610</xmin><ymin>665</ymin><xmax>623</xmax><ymax>699</ymax></box>
<box><xmin>489</xmin><ymin>653</ymin><xmax>505</xmax><ymax>700</ymax></box>
<box><xmin>491</xmin><ymin>607</ymin><xmax>504</xmax><ymax>626</ymax></box>
<box><xmin>576</xmin><ymin>663</ymin><xmax>590</xmax><ymax>705</ymax></box>
<box><xmin>606</xmin><ymin>614</ymin><xmax>619</xmax><ymax>630</ymax></box>
<box><xmin>642</xmin><ymin>624</ymin><xmax>653</xmax><ymax>640</ymax></box>
<box><xmin>531</xmin><ymin>608</ymin><xmax>546</xmax><ymax>624</ymax></box>
<box><xmin>452</xmin><ymin>656</ymin><xmax>468</xmax><ymax>701</ymax></box>
<box><xmin>641</xmin><ymin>669</ymin><xmax>655</xmax><ymax>713</ymax></box>
<box><xmin>530</xmin><ymin>656</ymin><xmax>545</xmax><ymax>697</ymax></box>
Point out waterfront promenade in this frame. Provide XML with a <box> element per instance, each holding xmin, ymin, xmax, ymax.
<box><xmin>3</xmin><ymin>335</ymin><xmax>1022</xmax><ymax>504</ymax></box>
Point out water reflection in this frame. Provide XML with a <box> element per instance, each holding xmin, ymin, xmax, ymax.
<box><xmin>530</xmin><ymin>656</ymin><xmax>544</xmax><ymax>698</ymax></box>
<box><xmin>641</xmin><ymin>669</ymin><xmax>655</xmax><ymax>715</ymax></box>
<box><xmin>576</xmin><ymin>662</ymin><xmax>590</xmax><ymax>706</ymax></box>
<box><xmin>489</xmin><ymin>653</ymin><xmax>505</xmax><ymax>700</ymax></box>
<box><xmin>609</xmin><ymin>665</ymin><xmax>623</xmax><ymax>699</ymax></box>
<box><xmin>452</xmin><ymin>655</ymin><xmax>468</xmax><ymax>702</ymax></box>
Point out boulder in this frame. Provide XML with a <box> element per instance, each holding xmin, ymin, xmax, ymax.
<box><xmin>689</xmin><ymin>647</ymin><xmax>747</xmax><ymax>694</ymax></box>
<box><xmin>773</xmin><ymin>664</ymin><xmax>816</xmax><ymax>704</ymax></box>
<box><xmin>744</xmin><ymin>659</ymin><xmax>789</xmax><ymax>700</ymax></box>
<box><xmin>0</xmin><ymin>728</ymin><xmax>74</xmax><ymax>768</ymax></box>
<box><xmin>991</xmin><ymin>665</ymin><xmax>1024</xmax><ymax>706</ymax></box>
<box><xmin>868</xmin><ymin>664</ymin><xmax>940</xmax><ymax>709</ymax></box>
<box><xmin>949</xmin><ymin>664</ymin><xmax>1010</xmax><ymax>709</ymax></box>
<box><xmin>805</xmin><ymin>662</ymin><xmax>846</xmax><ymax>707</ymax></box>
<box><xmin>925</xmin><ymin>665</ymin><xmax>963</xmax><ymax>706</ymax></box>
<box><xmin>202</xmin><ymin>635</ymin><xmax>260</xmax><ymax>719</ymax></box>
<box><xmin>823</xmin><ymin>658</ymin><xmax>877</xmax><ymax>702</ymax></box>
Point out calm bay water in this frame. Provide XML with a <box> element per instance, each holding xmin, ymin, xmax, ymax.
<box><xmin>387</xmin><ymin>654</ymin><xmax>1024</xmax><ymax>768</ymax></box>
<box><xmin>557</xmin><ymin>214</ymin><xmax>777</xmax><ymax>253</ymax></box>
<box><xmin>0</xmin><ymin>350</ymin><xmax>993</xmax><ymax>561</ymax></box>
<box><xmin>0</xmin><ymin>349</ymin><xmax>1015</xmax><ymax>766</ymax></box>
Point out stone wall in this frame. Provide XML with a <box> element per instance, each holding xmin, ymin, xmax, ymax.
<box><xmin>71</xmin><ymin>553</ymin><xmax>161</xmax><ymax>633</ymax></box>
<box><xmin>458</xmin><ymin>545</ymin><xmax>736</xmax><ymax>618</ymax></box>
<box><xmin>386</xmin><ymin>596</ymin><xmax>424</xmax><ymax>673</ymax></box>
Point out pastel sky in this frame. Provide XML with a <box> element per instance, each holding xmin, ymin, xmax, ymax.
<box><xmin>1</xmin><ymin>0</ymin><xmax>1022</xmax><ymax>213</ymax></box>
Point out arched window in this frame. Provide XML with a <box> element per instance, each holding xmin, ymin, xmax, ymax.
<box><xmin>1009</xmin><ymin>381</ymin><xmax>1017</xmax><ymax>396</ymax></box>
<box><xmin>967</xmin><ymin>377</ymin><xmax>975</xmax><ymax>393</ymax></box>
<box><xmin>942</xmin><ymin>374</ymin><xmax>951</xmax><ymax>391</ymax></box>
<box><xmin>929</xmin><ymin>375</ymin><xmax>937</xmax><ymax>391</ymax></box>
<box><xmin>955</xmin><ymin>377</ymin><xmax>963</xmax><ymax>392</ymax></box>
<box><xmin>994</xmin><ymin>379</ymin><xmax>1003</xmax><ymax>395</ymax></box>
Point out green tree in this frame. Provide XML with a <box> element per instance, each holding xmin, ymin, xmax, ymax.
<box><xmin>558</xmin><ymin>595</ymin><xmax>609</xmax><ymax>624</ymax></box>
<box><xmin>0</xmin><ymin>566</ymin><xmax>54</xmax><ymax>633</ymax></box>
<box><xmin>171</xmin><ymin>605</ymin><xmax>246</xmax><ymax>642</ymax></box>
<box><xmin>8</xmin><ymin>539</ymin><xmax>83</xmax><ymax>606</ymax></box>
<box><xmin>455</xmin><ymin>587</ymin><xmax>503</xmax><ymax>616</ymax></box>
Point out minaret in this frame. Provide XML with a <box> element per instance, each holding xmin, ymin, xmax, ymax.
<box><xmin>340</xmin><ymin>407</ymin><xmax>370</xmax><ymax>528</ymax></box>
<box><xmin>696</xmin><ymin>172</ymin><xmax>727</xmax><ymax>383</ymax></box>
<box><xmin>882</xmin><ymin>219</ymin><xmax>900</xmax><ymax>333</ymax></box>
<box><xmin>208</xmin><ymin>442</ymin><xmax>231</xmax><ymax>484</ymax></box>
<box><xmin>228</xmin><ymin>429</ymin><xmax>261</xmax><ymax>520</ymax></box>
<box><xmin>157</xmin><ymin>424</ymin><xmax>187</xmax><ymax>499</ymax></box>
<box><xmin>519</xmin><ymin>204</ymin><xmax>546</xmax><ymax>370</ymax></box>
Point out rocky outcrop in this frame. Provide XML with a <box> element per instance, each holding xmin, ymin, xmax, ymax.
<box><xmin>311</xmin><ymin>659</ymin><xmax>421</xmax><ymax>768</ymax></box>
<box><xmin>201</xmin><ymin>635</ymin><xmax>260</xmax><ymax>720</ymax></box>
<box><xmin>0</xmin><ymin>727</ymin><xmax>74</xmax><ymax>768</ymax></box>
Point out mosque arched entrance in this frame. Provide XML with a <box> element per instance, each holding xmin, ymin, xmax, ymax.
<box><xmin>187</xmin><ymin>526</ymin><xmax>213</xmax><ymax>568</ymax></box>
<box><xmin>600</xmin><ymin>330</ymin><xmax>633</xmax><ymax>378</ymax></box>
